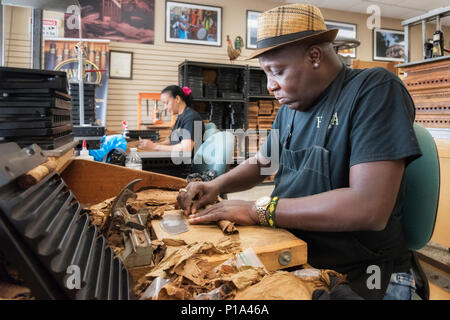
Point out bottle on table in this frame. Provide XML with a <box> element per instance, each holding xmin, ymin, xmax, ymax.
<box><xmin>122</xmin><ymin>120</ymin><xmax>129</xmax><ymax>139</ymax></box>
<box><xmin>126</xmin><ymin>148</ymin><xmax>142</xmax><ymax>170</ymax></box>
<box><xmin>77</xmin><ymin>140</ymin><xmax>94</xmax><ymax>161</ymax></box>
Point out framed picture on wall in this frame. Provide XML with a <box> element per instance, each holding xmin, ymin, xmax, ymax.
<box><xmin>64</xmin><ymin>0</ymin><xmax>155</xmax><ymax>44</ymax></box>
<box><xmin>109</xmin><ymin>50</ymin><xmax>133</xmax><ymax>80</ymax></box>
<box><xmin>373</xmin><ymin>28</ymin><xmax>405</xmax><ymax>62</ymax></box>
<box><xmin>325</xmin><ymin>20</ymin><xmax>357</xmax><ymax>58</ymax></box>
<box><xmin>166</xmin><ymin>1</ymin><xmax>222</xmax><ymax>46</ymax></box>
<box><xmin>246</xmin><ymin>10</ymin><xmax>261</xmax><ymax>49</ymax></box>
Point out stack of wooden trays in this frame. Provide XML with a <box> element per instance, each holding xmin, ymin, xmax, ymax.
<box><xmin>273</xmin><ymin>100</ymin><xmax>281</xmax><ymax>116</ymax></box>
<box><xmin>0</xmin><ymin>67</ymin><xmax>74</xmax><ymax>150</ymax></box>
<box><xmin>248</xmin><ymin>102</ymin><xmax>259</xmax><ymax>129</ymax></box>
<box><xmin>258</xmin><ymin>100</ymin><xmax>273</xmax><ymax>115</ymax></box>
<box><xmin>247</xmin><ymin>132</ymin><xmax>259</xmax><ymax>156</ymax></box>
<box><xmin>258</xmin><ymin>116</ymin><xmax>274</xmax><ymax>131</ymax></box>
<box><xmin>258</xmin><ymin>131</ymin><xmax>269</xmax><ymax>150</ymax></box>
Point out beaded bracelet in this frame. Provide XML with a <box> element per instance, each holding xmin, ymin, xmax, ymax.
<box><xmin>267</xmin><ymin>196</ymin><xmax>279</xmax><ymax>228</ymax></box>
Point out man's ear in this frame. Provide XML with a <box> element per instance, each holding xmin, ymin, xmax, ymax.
<box><xmin>305</xmin><ymin>45</ymin><xmax>323</xmax><ymax>66</ymax></box>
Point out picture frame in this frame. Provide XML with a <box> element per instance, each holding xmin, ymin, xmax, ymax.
<box><xmin>64</xmin><ymin>0</ymin><xmax>155</xmax><ymax>44</ymax></box>
<box><xmin>246</xmin><ymin>10</ymin><xmax>261</xmax><ymax>49</ymax></box>
<box><xmin>165</xmin><ymin>1</ymin><xmax>222</xmax><ymax>47</ymax></box>
<box><xmin>325</xmin><ymin>20</ymin><xmax>357</xmax><ymax>58</ymax></box>
<box><xmin>109</xmin><ymin>50</ymin><xmax>133</xmax><ymax>80</ymax></box>
<box><xmin>373</xmin><ymin>28</ymin><xmax>405</xmax><ymax>62</ymax></box>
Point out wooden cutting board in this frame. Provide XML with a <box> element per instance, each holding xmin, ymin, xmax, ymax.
<box><xmin>151</xmin><ymin>211</ymin><xmax>307</xmax><ymax>272</ymax></box>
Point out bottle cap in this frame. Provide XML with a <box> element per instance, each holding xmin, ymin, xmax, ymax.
<box><xmin>82</xmin><ymin>139</ymin><xmax>87</xmax><ymax>149</ymax></box>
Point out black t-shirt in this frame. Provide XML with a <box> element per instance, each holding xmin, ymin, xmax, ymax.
<box><xmin>170</xmin><ymin>107</ymin><xmax>205</xmax><ymax>153</ymax></box>
<box><xmin>262</xmin><ymin>67</ymin><xmax>421</xmax><ymax>169</ymax></box>
<box><xmin>260</xmin><ymin>67</ymin><xmax>422</xmax><ymax>299</ymax></box>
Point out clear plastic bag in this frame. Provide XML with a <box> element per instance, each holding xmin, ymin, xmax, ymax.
<box><xmin>139</xmin><ymin>277</ymin><xmax>170</xmax><ymax>300</ymax></box>
<box><xmin>292</xmin><ymin>268</ymin><xmax>321</xmax><ymax>278</ymax></box>
<box><xmin>197</xmin><ymin>247</ymin><xmax>267</xmax><ymax>300</ymax></box>
<box><xmin>195</xmin><ymin>286</ymin><xmax>224</xmax><ymax>300</ymax></box>
<box><xmin>236</xmin><ymin>247</ymin><xmax>267</xmax><ymax>272</ymax></box>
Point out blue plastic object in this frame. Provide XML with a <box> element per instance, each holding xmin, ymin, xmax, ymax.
<box><xmin>192</xmin><ymin>131</ymin><xmax>235</xmax><ymax>176</ymax></box>
<box><xmin>204</xmin><ymin>122</ymin><xmax>218</xmax><ymax>141</ymax></box>
<box><xmin>402</xmin><ymin>123</ymin><xmax>440</xmax><ymax>250</ymax></box>
<box><xmin>89</xmin><ymin>134</ymin><xmax>127</xmax><ymax>162</ymax></box>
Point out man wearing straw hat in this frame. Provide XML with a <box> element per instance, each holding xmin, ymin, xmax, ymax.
<box><xmin>178</xmin><ymin>4</ymin><xmax>422</xmax><ymax>300</ymax></box>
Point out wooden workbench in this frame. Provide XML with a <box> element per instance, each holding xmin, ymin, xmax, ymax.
<box><xmin>60</xmin><ymin>160</ymin><xmax>308</xmax><ymax>282</ymax></box>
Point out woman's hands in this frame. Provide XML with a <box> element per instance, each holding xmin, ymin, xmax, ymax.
<box><xmin>138</xmin><ymin>137</ymin><xmax>157</xmax><ymax>151</ymax></box>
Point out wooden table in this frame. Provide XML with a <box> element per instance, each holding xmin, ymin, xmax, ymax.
<box><xmin>60</xmin><ymin>161</ymin><xmax>308</xmax><ymax>282</ymax></box>
<box><xmin>152</xmin><ymin>217</ymin><xmax>307</xmax><ymax>271</ymax></box>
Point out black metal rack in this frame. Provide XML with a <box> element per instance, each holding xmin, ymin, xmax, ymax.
<box><xmin>178</xmin><ymin>60</ymin><xmax>277</xmax><ymax>160</ymax></box>
<box><xmin>0</xmin><ymin>142</ymin><xmax>135</xmax><ymax>300</ymax></box>
<box><xmin>0</xmin><ymin>67</ymin><xmax>75</xmax><ymax>151</ymax></box>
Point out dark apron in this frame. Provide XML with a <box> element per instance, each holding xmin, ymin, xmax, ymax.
<box><xmin>271</xmin><ymin>66</ymin><xmax>402</xmax><ymax>299</ymax></box>
<box><xmin>272</xmin><ymin>65</ymin><xmax>346</xmax><ymax>202</ymax></box>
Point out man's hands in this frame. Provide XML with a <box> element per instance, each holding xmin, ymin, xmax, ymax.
<box><xmin>177</xmin><ymin>181</ymin><xmax>259</xmax><ymax>226</ymax></box>
<box><xmin>188</xmin><ymin>200</ymin><xmax>259</xmax><ymax>226</ymax></box>
<box><xmin>177</xmin><ymin>181</ymin><xmax>220</xmax><ymax>215</ymax></box>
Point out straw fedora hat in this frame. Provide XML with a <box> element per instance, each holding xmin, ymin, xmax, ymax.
<box><xmin>247</xmin><ymin>4</ymin><xmax>338</xmax><ymax>60</ymax></box>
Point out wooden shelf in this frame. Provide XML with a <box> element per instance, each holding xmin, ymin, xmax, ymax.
<box><xmin>193</xmin><ymin>98</ymin><xmax>245</xmax><ymax>103</ymax></box>
<box><xmin>248</xmin><ymin>94</ymin><xmax>275</xmax><ymax>99</ymax></box>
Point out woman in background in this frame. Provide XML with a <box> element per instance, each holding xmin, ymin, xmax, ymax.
<box><xmin>138</xmin><ymin>85</ymin><xmax>204</xmax><ymax>154</ymax></box>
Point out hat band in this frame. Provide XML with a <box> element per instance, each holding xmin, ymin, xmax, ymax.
<box><xmin>256</xmin><ymin>29</ymin><xmax>325</xmax><ymax>49</ymax></box>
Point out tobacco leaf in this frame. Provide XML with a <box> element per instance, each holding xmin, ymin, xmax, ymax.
<box><xmin>134</xmin><ymin>238</ymin><xmax>241</xmax><ymax>294</ymax></box>
<box><xmin>173</xmin><ymin>257</ymin><xmax>211</xmax><ymax>286</ymax></box>
<box><xmin>157</xmin><ymin>281</ymin><xmax>193</xmax><ymax>300</ymax></box>
<box><xmin>162</xmin><ymin>238</ymin><xmax>187</xmax><ymax>246</ymax></box>
<box><xmin>234</xmin><ymin>271</ymin><xmax>313</xmax><ymax>300</ymax></box>
<box><xmin>217</xmin><ymin>220</ymin><xmax>238</xmax><ymax>235</ymax></box>
<box><xmin>221</xmin><ymin>267</ymin><xmax>266</xmax><ymax>291</ymax></box>
<box><xmin>136</xmin><ymin>189</ymin><xmax>179</xmax><ymax>206</ymax></box>
<box><xmin>149</xmin><ymin>204</ymin><xmax>176</xmax><ymax>219</ymax></box>
<box><xmin>151</xmin><ymin>240</ymin><xmax>167</xmax><ymax>266</ymax></box>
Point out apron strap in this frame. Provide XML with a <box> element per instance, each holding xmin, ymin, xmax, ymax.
<box><xmin>283</xmin><ymin>110</ymin><xmax>297</xmax><ymax>149</ymax></box>
<box><xmin>315</xmin><ymin>64</ymin><xmax>347</xmax><ymax>148</ymax></box>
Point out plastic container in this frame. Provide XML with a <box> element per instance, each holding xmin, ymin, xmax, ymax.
<box><xmin>125</xmin><ymin>148</ymin><xmax>142</xmax><ymax>170</ymax></box>
<box><xmin>122</xmin><ymin>120</ymin><xmax>129</xmax><ymax>139</ymax></box>
<box><xmin>77</xmin><ymin>140</ymin><xmax>94</xmax><ymax>161</ymax></box>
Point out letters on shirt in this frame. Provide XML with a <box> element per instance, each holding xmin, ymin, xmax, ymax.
<box><xmin>316</xmin><ymin>112</ymin><xmax>339</xmax><ymax>129</ymax></box>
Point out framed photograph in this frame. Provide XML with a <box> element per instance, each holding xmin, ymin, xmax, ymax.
<box><xmin>325</xmin><ymin>20</ymin><xmax>357</xmax><ymax>58</ymax></box>
<box><xmin>246</xmin><ymin>10</ymin><xmax>261</xmax><ymax>49</ymax></box>
<box><xmin>109</xmin><ymin>50</ymin><xmax>133</xmax><ymax>80</ymax></box>
<box><xmin>373</xmin><ymin>28</ymin><xmax>405</xmax><ymax>62</ymax></box>
<box><xmin>64</xmin><ymin>0</ymin><xmax>155</xmax><ymax>44</ymax></box>
<box><xmin>166</xmin><ymin>1</ymin><xmax>222</xmax><ymax>47</ymax></box>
